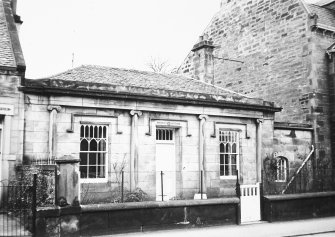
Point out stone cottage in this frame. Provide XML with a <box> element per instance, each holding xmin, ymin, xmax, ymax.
<box><xmin>179</xmin><ymin>0</ymin><xmax>335</xmax><ymax>190</ymax></box>
<box><xmin>0</xmin><ymin>0</ymin><xmax>283</xmax><ymax>209</ymax></box>
<box><xmin>21</xmin><ymin>62</ymin><xmax>280</xmax><ymax>202</ymax></box>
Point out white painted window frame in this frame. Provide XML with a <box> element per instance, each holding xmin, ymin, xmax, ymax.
<box><xmin>219</xmin><ymin>129</ymin><xmax>240</xmax><ymax>180</ymax></box>
<box><xmin>79</xmin><ymin>123</ymin><xmax>108</xmax><ymax>183</ymax></box>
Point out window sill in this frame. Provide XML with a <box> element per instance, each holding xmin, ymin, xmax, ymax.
<box><xmin>220</xmin><ymin>176</ymin><xmax>237</xmax><ymax>180</ymax></box>
<box><xmin>80</xmin><ymin>178</ymin><xmax>108</xmax><ymax>183</ymax></box>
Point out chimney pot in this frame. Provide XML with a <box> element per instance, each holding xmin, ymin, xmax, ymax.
<box><xmin>203</xmin><ymin>33</ymin><xmax>209</xmax><ymax>40</ymax></box>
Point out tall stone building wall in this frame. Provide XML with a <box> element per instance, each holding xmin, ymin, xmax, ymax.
<box><xmin>179</xmin><ymin>0</ymin><xmax>334</xmax><ymax>169</ymax></box>
<box><xmin>180</xmin><ymin>0</ymin><xmax>312</xmax><ymax>122</ymax></box>
<box><xmin>0</xmin><ymin>71</ymin><xmax>25</xmax><ymax>181</ymax></box>
<box><xmin>0</xmin><ymin>0</ymin><xmax>25</xmax><ymax>182</ymax></box>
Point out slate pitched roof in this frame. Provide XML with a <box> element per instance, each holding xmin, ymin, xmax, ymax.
<box><xmin>47</xmin><ymin>65</ymin><xmax>245</xmax><ymax>97</ymax></box>
<box><xmin>24</xmin><ymin>65</ymin><xmax>280</xmax><ymax>112</ymax></box>
<box><xmin>0</xmin><ymin>0</ymin><xmax>16</xmax><ymax>68</ymax></box>
<box><xmin>0</xmin><ymin>0</ymin><xmax>25</xmax><ymax>72</ymax></box>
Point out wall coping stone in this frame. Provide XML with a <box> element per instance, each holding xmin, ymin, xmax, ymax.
<box><xmin>37</xmin><ymin>206</ymin><xmax>81</xmax><ymax>218</ymax></box>
<box><xmin>264</xmin><ymin>191</ymin><xmax>335</xmax><ymax>201</ymax></box>
<box><xmin>81</xmin><ymin>198</ymin><xmax>239</xmax><ymax>213</ymax></box>
<box><xmin>55</xmin><ymin>156</ymin><xmax>80</xmax><ymax>164</ymax></box>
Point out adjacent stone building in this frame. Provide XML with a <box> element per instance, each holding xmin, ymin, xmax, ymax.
<box><xmin>179</xmin><ymin>0</ymin><xmax>335</xmax><ymax>189</ymax></box>
<box><xmin>0</xmin><ymin>0</ymin><xmax>25</xmax><ymax>184</ymax></box>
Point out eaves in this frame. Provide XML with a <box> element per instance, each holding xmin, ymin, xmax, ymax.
<box><xmin>20</xmin><ymin>86</ymin><xmax>282</xmax><ymax>113</ymax></box>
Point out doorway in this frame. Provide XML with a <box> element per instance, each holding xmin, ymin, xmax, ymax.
<box><xmin>155</xmin><ymin>128</ymin><xmax>176</xmax><ymax>201</ymax></box>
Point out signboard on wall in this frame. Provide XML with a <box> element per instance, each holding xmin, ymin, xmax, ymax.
<box><xmin>0</xmin><ymin>104</ymin><xmax>14</xmax><ymax>115</ymax></box>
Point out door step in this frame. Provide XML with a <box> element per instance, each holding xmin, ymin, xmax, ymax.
<box><xmin>241</xmin><ymin>220</ymin><xmax>267</xmax><ymax>225</ymax></box>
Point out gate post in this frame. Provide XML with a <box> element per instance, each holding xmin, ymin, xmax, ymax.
<box><xmin>55</xmin><ymin>155</ymin><xmax>81</xmax><ymax>237</ymax></box>
<box><xmin>32</xmin><ymin>174</ymin><xmax>37</xmax><ymax>237</ymax></box>
<box><xmin>260</xmin><ymin>170</ymin><xmax>264</xmax><ymax>221</ymax></box>
<box><xmin>235</xmin><ymin>171</ymin><xmax>241</xmax><ymax>225</ymax></box>
<box><xmin>55</xmin><ymin>155</ymin><xmax>80</xmax><ymax>206</ymax></box>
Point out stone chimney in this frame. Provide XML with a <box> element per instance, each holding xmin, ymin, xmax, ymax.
<box><xmin>11</xmin><ymin>0</ymin><xmax>23</xmax><ymax>33</ymax></box>
<box><xmin>191</xmin><ymin>34</ymin><xmax>215</xmax><ymax>84</ymax></box>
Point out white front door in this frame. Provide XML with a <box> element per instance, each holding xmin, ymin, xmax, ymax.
<box><xmin>155</xmin><ymin>128</ymin><xmax>176</xmax><ymax>201</ymax></box>
<box><xmin>240</xmin><ymin>183</ymin><xmax>261</xmax><ymax>223</ymax></box>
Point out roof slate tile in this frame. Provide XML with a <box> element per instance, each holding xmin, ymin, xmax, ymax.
<box><xmin>0</xmin><ymin>0</ymin><xmax>16</xmax><ymax>68</ymax></box>
<box><xmin>25</xmin><ymin>65</ymin><xmax>280</xmax><ymax>110</ymax></box>
<box><xmin>47</xmin><ymin>65</ymin><xmax>248</xmax><ymax>97</ymax></box>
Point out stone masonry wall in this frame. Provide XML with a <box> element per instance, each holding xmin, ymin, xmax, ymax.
<box><xmin>24</xmin><ymin>93</ymin><xmax>266</xmax><ymax>202</ymax></box>
<box><xmin>0</xmin><ymin>71</ymin><xmax>24</xmax><ymax>181</ymax></box>
<box><xmin>179</xmin><ymin>0</ymin><xmax>334</xmax><ymax>172</ymax></box>
<box><xmin>180</xmin><ymin>0</ymin><xmax>311</xmax><ymax>123</ymax></box>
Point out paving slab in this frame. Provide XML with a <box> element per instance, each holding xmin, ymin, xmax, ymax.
<box><xmin>99</xmin><ymin>217</ymin><xmax>335</xmax><ymax>237</ymax></box>
<box><xmin>0</xmin><ymin>213</ymin><xmax>31</xmax><ymax>236</ymax></box>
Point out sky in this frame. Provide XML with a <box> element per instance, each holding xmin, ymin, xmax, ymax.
<box><xmin>17</xmin><ymin>0</ymin><xmax>222</xmax><ymax>78</ymax></box>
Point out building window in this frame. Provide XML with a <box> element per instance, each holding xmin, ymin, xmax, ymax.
<box><xmin>80</xmin><ymin>124</ymin><xmax>107</xmax><ymax>180</ymax></box>
<box><xmin>156</xmin><ymin>128</ymin><xmax>173</xmax><ymax>141</ymax></box>
<box><xmin>276</xmin><ymin>157</ymin><xmax>288</xmax><ymax>182</ymax></box>
<box><xmin>219</xmin><ymin>130</ymin><xmax>239</xmax><ymax>178</ymax></box>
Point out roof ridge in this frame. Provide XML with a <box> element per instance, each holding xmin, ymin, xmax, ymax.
<box><xmin>82</xmin><ymin>64</ymin><xmax>179</xmax><ymax>77</ymax></box>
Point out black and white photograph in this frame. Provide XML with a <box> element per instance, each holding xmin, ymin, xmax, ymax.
<box><xmin>0</xmin><ymin>0</ymin><xmax>335</xmax><ymax>236</ymax></box>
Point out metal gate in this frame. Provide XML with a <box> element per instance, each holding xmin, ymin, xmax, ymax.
<box><xmin>240</xmin><ymin>183</ymin><xmax>261</xmax><ymax>223</ymax></box>
<box><xmin>0</xmin><ymin>174</ymin><xmax>36</xmax><ymax>237</ymax></box>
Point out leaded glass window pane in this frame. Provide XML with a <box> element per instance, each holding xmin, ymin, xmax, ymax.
<box><xmin>80</xmin><ymin>124</ymin><xmax>108</xmax><ymax>179</ymax></box>
<box><xmin>219</xmin><ymin>130</ymin><xmax>239</xmax><ymax>177</ymax></box>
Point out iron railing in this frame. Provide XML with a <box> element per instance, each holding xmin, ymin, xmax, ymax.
<box><xmin>0</xmin><ymin>174</ymin><xmax>37</xmax><ymax>237</ymax></box>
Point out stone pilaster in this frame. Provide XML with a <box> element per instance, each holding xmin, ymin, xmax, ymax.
<box><xmin>130</xmin><ymin>110</ymin><xmax>142</xmax><ymax>191</ymax></box>
<box><xmin>198</xmin><ymin>114</ymin><xmax>208</xmax><ymax>194</ymax></box>
<box><xmin>256</xmin><ymin>118</ymin><xmax>263</xmax><ymax>183</ymax></box>
<box><xmin>47</xmin><ymin>105</ymin><xmax>61</xmax><ymax>162</ymax></box>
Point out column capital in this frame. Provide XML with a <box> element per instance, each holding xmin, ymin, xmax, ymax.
<box><xmin>198</xmin><ymin>114</ymin><xmax>209</xmax><ymax>120</ymax></box>
<box><xmin>47</xmin><ymin>105</ymin><xmax>62</xmax><ymax>112</ymax></box>
<box><xmin>130</xmin><ymin>110</ymin><xmax>142</xmax><ymax>116</ymax></box>
<box><xmin>256</xmin><ymin>118</ymin><xmax>264</xmax><ymax>124</ymax></box>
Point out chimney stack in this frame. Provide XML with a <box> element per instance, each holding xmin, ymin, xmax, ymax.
<box><xmin>10</xmin><ymin>0</ymin><xmax>23</xmax><ymax>33</ymax></box>
<box><xmin>191</xmin><ymin>34</ymin><xmax>215</xmax><ymax>84</ymax></box>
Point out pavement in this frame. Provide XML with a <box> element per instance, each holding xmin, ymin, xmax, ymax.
<box><xmin>103</xmin><ymin>217</ymin><xmax>335</xmax><ymax>237</ymax></box>
<box><xmin>0</xmin><ymin>213</ymin><xmax>31</xmax><ymax>236</ymax></box>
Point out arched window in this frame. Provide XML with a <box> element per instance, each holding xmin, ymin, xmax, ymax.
<box><xmin>80</xmin><ymin>124</ymin><xmax>108</xmax><ymax>180</ymax></box>
<box><xmin>276</xmin><ymin>157</ymin><xmax>288</xmax><ymax>182</ymax></box>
